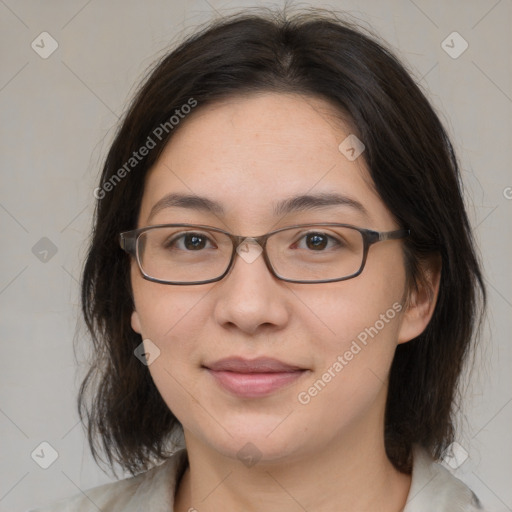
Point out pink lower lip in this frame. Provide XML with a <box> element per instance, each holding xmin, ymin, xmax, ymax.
<box><xmin>207</xmin><ymin>369</ymin><xmax>306</xmax><ymax>398</ymax></box>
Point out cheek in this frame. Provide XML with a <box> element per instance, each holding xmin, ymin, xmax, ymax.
<box><xmin>309</xmin><ymin>291</ymin><xmax>403</xmax><ymax>384</ymax></box>
<box><xmin>130</xmin><ymin>278</ymin><xmax>212</xmax><ymax>427</ymax></box>
<box><xmin>301</xmin><ymin>256</ymin><xmax>406</xmax><ymax>378</ymax></box>
<box><xmin>130</xmin><ymin>260</ymin><xmax>208</xmax><ymax>343</ymax></box>
<box><xmin>294</xmin><ymin>290</ymin><xmax>403</xmax><ymax>433</ymax></box>
<box><xmin>299</xmin><ymin>271</ymin><xmax>404</xmax><ymax>347</ymax></box>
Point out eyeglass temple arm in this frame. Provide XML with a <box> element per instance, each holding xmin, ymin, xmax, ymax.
<box><xmin>119</xmin><ymin>233</ymin><xmax>137</xmax><ymax>254</ymax></box>
<box><xmin>378</xmin><ymin>228</ymin><xmax>410</xmax><ymax>242</ymax></box>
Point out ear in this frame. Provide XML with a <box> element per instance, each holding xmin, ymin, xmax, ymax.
<box><xmin>131</xmin><ymin>310</ymin><xmax>142</xmax><ymax>335</ymax></box>
<box><xmin>398</xmin><ymin>254</ymin><xmax>442</xmax><ymax>344</ymax></box>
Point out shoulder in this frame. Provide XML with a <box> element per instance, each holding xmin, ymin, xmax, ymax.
<box><xmin>28</xmin><ymin>449</ymin><xmax>188</xmax><ymax>512</ymax></box>
<box><xmin>403</xmin><ymin>445</ymin><xmax>485</xmax><ymax>512</ymax></box>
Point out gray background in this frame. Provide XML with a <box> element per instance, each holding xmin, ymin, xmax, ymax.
<box><xmin>0</xmin><ymin>1</ymin><xmax>510</xmax><ymax>511</ymax></box>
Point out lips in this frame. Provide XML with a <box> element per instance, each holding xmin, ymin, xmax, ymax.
<box><xmin>205</xmin><ymin>356</ymin><xmax>304</xmax><ymax>373</ymax></box>
<box><xmin>204</xmin><ymin>357</ymin><xmax>307</xmax><ymax>398</ymax></box>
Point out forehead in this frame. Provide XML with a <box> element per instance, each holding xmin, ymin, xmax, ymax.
<box><xmin>162</xmin><ymin>92</ymin><xmax>353</xmax><ymax>170</ymax></box>
<box><xmin>138</xmin><ymin>92</ymin><xmax>395</xmax><ymax>230</ymax></box>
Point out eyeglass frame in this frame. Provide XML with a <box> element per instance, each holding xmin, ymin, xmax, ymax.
<box><xmin>119</xmin><ymin>222</ymin><xmax>410</xmax><ymax>285</ymax></box>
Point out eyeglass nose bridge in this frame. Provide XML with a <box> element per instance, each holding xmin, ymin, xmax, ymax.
<box><xmin>231</xmin><ymin>233</ymin><xmax>269</xmax><ymax>246</ymax></box>
<box><xmin>224</xmin><ymin>233</ymin><xmax>278</xmax><ymax>278</ymax></box>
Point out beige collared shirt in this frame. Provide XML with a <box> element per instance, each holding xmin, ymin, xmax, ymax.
<box><xmin>29</xmin><ymin>445</ymin><xmax>484</xmax><ymax>511</ymax></box>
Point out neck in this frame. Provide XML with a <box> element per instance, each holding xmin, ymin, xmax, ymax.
<box><xmin>174</xmin><ymin>408</ymin><xmax>411</xmax><ymax>512</ymax></box>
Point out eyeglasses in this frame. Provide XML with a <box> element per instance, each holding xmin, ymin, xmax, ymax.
<box><xmin>119</xmin><ymin>223</ymin><xmax>409</xmax><ymax>285</ymax></box>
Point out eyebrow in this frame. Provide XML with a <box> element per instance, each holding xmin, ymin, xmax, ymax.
<box><xmin>147</xmin><ymin>191</ymin><xmax>369</xmax><ymax>222</ymax></box>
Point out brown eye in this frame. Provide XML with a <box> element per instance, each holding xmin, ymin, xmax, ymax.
<box><xmin>165</xmin><ymin>232</ymin><xmax>214</xmax><ymax>251</ymax></box>
<box><xmin>183</xmin><ymin>234</ymin><xmax>207</xmax><ymax>250</ymax></box>
<box><xmin>292</xmin><ymin>231</ymin><xmax>342</xmax><ymax>252</ymax></box>
<box><xmin>305</xmin><ymin>233</ymin><xmax>328</xmax><ymax>250</ymax></box>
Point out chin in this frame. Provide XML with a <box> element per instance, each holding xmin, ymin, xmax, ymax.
<box><xmin>199</xmin><ymin>420</ymin><xmax>311</xmax><ymax>464</ymax></box>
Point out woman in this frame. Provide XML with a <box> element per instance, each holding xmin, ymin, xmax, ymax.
<box><xmin>31</xmin><ymin>7</ymin><xmax>486</xmax><ymax>512</ymax></box>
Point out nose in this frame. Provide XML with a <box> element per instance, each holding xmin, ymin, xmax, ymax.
<box><xmin>212</xmin><ymin>239</ymin><xmax>291</xmax><ymax>335</ymax></box>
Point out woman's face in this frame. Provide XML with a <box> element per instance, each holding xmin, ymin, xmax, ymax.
<box><xmin>130</xmin><ymin>92</ymin><xmax>416</xmax><ymax>463</ymax></box>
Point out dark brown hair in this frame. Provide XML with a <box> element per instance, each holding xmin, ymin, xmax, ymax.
<box><xmin>79</xmin><ymin>7</ymin><xmax>486</xmax><ymax>476</ymax></box>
